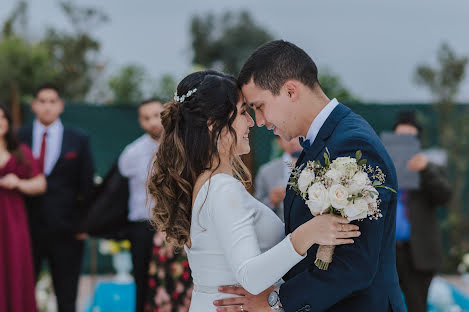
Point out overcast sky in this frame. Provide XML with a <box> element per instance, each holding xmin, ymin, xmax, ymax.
<box><xmin>2</xmin><ymin>0</ymin><xmax>469</xmax><ymax>102</ymax></box>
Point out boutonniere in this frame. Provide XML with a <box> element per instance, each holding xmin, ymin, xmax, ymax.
<box><xmin>65</xmin><ymin>152</ymin><xmax>78</xmax><ymax>159</ymax></box>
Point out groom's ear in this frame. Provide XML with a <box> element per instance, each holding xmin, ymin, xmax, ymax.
<box><xmin>283</xmin><ymin>80</ymin><xmax>299</xmax><ymax>102</ymax></box>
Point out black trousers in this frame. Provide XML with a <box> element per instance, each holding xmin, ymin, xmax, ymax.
<box><xmin>396</xmin><ymin>242</ymin><xmax>434</xmax><ymax>312</ymax></box>
<box><xmin>31</xmin><ymin>232</ymin><xmax>84</xmax><ymax>312</ymax></box>
<box><xmin>127</xmin><ymin>221</ymin><xmax>155</xmax><ymax>312</ymax></box>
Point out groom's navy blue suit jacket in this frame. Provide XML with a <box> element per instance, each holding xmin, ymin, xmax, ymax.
<box><xmin>280</xmin><ymin>104</ymin><xmax>405</xmax><ymax>312</ymax></box>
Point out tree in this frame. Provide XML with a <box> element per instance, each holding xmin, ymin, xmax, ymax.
<box><xmin>151</xmin><ymin>66</ymin><xmax>208</xmax><ymax>103</ymax></box>
<box><xmin>190</xmin><ymin>11</ymin><xmax>358</xmax><ymax>101</ymax></box>
<box><xmin>152</xmin><ymin>74</ymin><xmax>178</xmax><ymax>103</ymax></box>
<box><xmin>0</xmin><ymin>37</ymin><xmax>56</xmax><ymax>99</ymax></box>
<box><xmin>108</xmin><ymin>65</ymin><xmax>146</xmax><ymax>104</ymax></box>
<box><xmin>190</xmin><ymin>11</ymin><xmax>273</xmax><ymax>75</ymax></box>
<box><xmin>1</xmin><ymin>0</ymin><xmax>27</xmax><ymax>38</ymax></box>
<box><xmin>41</xmin><ymin>0</ymin><xmax>108</xmax><ymax>100</ymax></box>
<box><xmin>415</xmin><ymin>43</ymin><xmax>469</xmax><ymax>268</ymax></box>
<box><xmin>319</xmin><ymin>71</ymin><xmax>360</xmax><ymax>103</ymax></box>
<box><xmin>0</xmin><ymin>1</ymin><xmax>56</xmax><ymax>125</ymax></box>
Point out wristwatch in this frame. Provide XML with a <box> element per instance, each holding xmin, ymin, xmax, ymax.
<box><xmin>268</xmin><ymin>288</ymin><xmax>284</xmax><ymax>311</ymax></box>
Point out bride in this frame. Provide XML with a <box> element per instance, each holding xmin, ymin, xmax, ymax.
<box><xmin>148</xmin><ymin>70</ymin><xmax>360</xmax><ymax>311</ymax></box>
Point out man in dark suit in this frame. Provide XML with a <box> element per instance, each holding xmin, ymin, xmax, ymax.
<box><xmin>18</xmin><ymin>83</ymin><xmax>94</xmax><ymax>312</ymax></box>
<box><xmin>215</xmin><ymin>40</ymin><xmax>405</xmax><ymax>311</ymax></box>
<box><xmin>392</xmin><ymin>112</ymin><xmax>452</xmax><ymax>312</ymax></box>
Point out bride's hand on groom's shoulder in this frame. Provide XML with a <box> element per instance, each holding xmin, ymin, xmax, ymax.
<box><xmin>291</xmin><ymin>215</ymin><xmax>361</xmax><ymax>255</ymax></box>
<box><xmin>213</xmin><ymin>285</ymin><xmax>274</xmax><ymax>312</ymax></box>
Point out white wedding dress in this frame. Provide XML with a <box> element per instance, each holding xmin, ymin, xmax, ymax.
<box><xmin>185</xmin><ymin>173</ymin><xmax>305</xmax><ymax>311</ymax></box>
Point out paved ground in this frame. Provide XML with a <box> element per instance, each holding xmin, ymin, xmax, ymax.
<box><xmin>40</xmin><ymin>274</ymin><xmax>469</xmax><ymax>312</ymax></box>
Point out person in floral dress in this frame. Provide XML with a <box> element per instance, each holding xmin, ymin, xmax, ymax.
<box><xmin>145</xmin><ymin>231</ymin><xmax>193</xmax><ymax>312</ymax></box>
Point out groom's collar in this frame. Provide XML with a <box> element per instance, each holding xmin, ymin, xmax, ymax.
<box><xmin>315</xmin><ymin>103</ymin><xmax>351</xmax><ymax>142</ymax></box>
<box><xmin>302</xmin><ymin>98</ymin><xmax>339</xmax><ymax>146</ymax></box>
<box><xmin>296</xmin><ymin>103</ymin><xmax>351</xmax><ymax>164</ymax></box>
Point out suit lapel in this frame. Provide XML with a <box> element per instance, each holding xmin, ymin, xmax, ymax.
<box><xmin>283</xmin><ymin>104</ymin><xmax>352</xmax><ymax>232</ymax></box>
<box><xmin>22</xmin><ymin>125</ymin><xmax>33</xmax><ymax>147</ymax></box>
<box><xmin>48</xmin><ymin>127</ymin><xmax>69</xmax><ymax>176</ymax></box>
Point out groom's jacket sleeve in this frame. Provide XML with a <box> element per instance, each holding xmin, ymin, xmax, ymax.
<box><xmin>279</xmin><ymin>136</ymin><xmax>396</xmax><ymax>312</ymax></box>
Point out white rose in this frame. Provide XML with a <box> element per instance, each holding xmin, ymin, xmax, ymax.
<box><xmin>348</xmin><ymin>171</ymin><xmax>370</xmax><ymax>195</ymax></box>
<box><xmin>298</xmin><ymin>168</ymin><xmax>315</xmax><ymax>193</ymax></box>
<box><xmin>344</xmin><ymin>198</ymin><xmax>369</xmax><ymax>221</ymax></box>
<box><xmin>329</xmin><ymin>184</ymin><xmax>350</xmax><ymax>209</ymax></box>
<box><xmin>325</xmin><ymin>168</ymin><xmax>342</xmax><ymax>184</ymax></box>
<box><xmin>306</xmin><ymin>183</ymin><xmax>330</xmax><ymax>215</ymax></box>
<box><xmin>331</xmin><ymin>157</ymin><xmax>358</xmax><ymax>178</ymax></box>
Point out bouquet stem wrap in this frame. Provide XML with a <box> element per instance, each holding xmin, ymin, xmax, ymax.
<box><xmin>315</xmin><ymin>245</ymin><xmax>335</xmax><ymax>270</ymax></box>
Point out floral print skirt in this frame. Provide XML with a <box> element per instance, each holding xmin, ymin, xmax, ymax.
<box><xmin>145</xmin><ymin>231</ymin><xmax>193</xmax><ymax>312</ymax></box>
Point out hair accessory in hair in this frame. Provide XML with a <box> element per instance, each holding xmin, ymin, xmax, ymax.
<box><xmin>173</xmin><ymin>88</ymin><xmax>197</xmax><ymax>103</ymax></box>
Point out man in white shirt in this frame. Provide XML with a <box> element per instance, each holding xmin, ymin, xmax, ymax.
<box><xmin>118</xmin><ymin>98</ymin><xmax>164</xmax><ymax>312</ymax></box>
<box><xmin>254</xmin><ymin>136</ymin><xmax>302</xmax><ymax>221</ymax></box>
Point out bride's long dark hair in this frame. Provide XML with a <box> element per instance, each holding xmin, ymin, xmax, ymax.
<box><xmin>148</xmin><ymin>70</ymin><xmax>251</xmax><ymax>248</ymax></box>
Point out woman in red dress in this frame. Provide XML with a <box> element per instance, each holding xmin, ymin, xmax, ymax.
<box><xmin>0</xmin><ymin>104</ymin><xmax>46</xmax><ymax>312</ymax></box>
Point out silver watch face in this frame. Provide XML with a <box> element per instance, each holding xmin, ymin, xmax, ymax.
<box><xmin>268</xmin><ymin>291</ymin><xmax>279</xmax><ymax>306</ymax></box>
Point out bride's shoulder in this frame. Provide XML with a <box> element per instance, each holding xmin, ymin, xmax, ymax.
<box><xmin>208</xmin><ymin>173</ymin><xmax>245</xmax><ymax>194</ymax></box>
<box><xmin>204</xmin><ymin>174</ymin><xmax>251</xmax><ymax>219</ymax></box>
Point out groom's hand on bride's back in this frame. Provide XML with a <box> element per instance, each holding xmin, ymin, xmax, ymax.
<box><xmin>214</xmin><ymin>285</ymin><xmax>274</xmax><ymax>312</ymax></box>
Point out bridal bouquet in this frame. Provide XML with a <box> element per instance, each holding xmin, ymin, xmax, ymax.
<box><xmin>288</xmin><ymin>149</ymin><xmax>395</xmax><ymax>270</ymax></box>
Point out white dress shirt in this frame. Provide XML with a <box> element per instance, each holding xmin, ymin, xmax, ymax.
<box><xmin>304</xmin><ymin>98</ymin><xmax>339</xmax><ymax>145</ymax></box>
<box><xmin>32</xmin><ymin>119</ymin><xmax>64</xmax><ymax>176</ymax></box>
<box><xmin>118</xmin><ymin>134</ymin><xmax>159</xmax><ymax>221</ymax></box>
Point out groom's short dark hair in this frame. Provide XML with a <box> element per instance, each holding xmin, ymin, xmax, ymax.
<box><xmin>238</xmin><ymin>40</ymin><xmax>320</xmax><ymax>95</ymax></box>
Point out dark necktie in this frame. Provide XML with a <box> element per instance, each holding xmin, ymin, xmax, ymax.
<box><xmin>39</xmin><ymin>131</ymin><xmax>47</xmax><ymax>172</ymax></box>
<box><xmin>299</xmin><ymin>137</ymin><xmax>311</xmax><ymax>151</ymax></box>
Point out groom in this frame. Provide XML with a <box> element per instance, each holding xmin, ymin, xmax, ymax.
<box><xmin>214</xmin><ymin>40</ymin><xmax>405</xmax><ymax>311</ymax></box>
